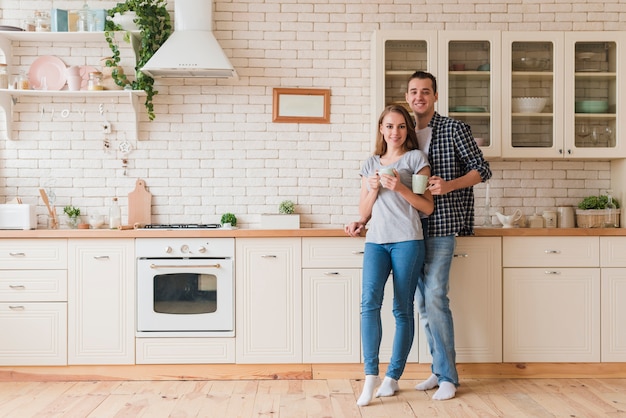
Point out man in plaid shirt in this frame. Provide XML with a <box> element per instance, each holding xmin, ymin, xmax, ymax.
<box><xmin>406</xmin><ymin>71</ymin><xmax>492</xmax><ymax>400</ymax></box>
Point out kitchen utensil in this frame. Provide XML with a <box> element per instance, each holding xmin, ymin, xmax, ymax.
<box><xmin>128</xmin><ymin>179</ymin><xmax>152</xmax><ymax>226</ymax></box>
<box><xmin>39</xmin><ymin>188</ymin><xmax>58</xmax><ymax>229</ymax></box>
<box><xmin>513</xmin><ymin>57</ymin><xmax>549</xmax><ymax>71</ymax></box>
<box><xmin>28</xmin><ymin>55</ymin><xmax>67</xmax><ymax>90</ymax></box>
<box><xmin>512</xmin><ymin>97</ymin><xmax>547</xmax><ymax>113</ymax></box>
<box><xmin>557</xmin><ymin>206</ymin><xmax>576</xmax><ymax>228</ymax></box>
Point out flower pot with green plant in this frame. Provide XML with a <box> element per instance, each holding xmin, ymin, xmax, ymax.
<box><xmin>104</xmin><ymin>0</ymin><xmax>172</xmax><ymax>121</ymax></box>
<box><xmin>261</xmin><ymin>200</ymin><xmax>300</xmax><ymax>229</ymax></box>
<box><xmin>63</xmin><ymin>205</ymin><xmax>81</xmax><ymax>229</ymax></box>
<box><xmin>576</xmin><ymin>193</ymin><xmax>621</xmax><ymax>228</ymax></box>
<box><xmin>220</xmin><ymin>213</ymin><xmax>237</xmax><ymax>228</ymax></box>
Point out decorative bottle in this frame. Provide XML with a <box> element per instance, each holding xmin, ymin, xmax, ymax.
<box><xmin>604</xmin><ymin>190</ymin><xmax>618</xmax><ymax>228</ymax></box>
<box><xmin>109</xmin><ymin>197</ymin><xmax>121</xmax><ymax>229</ymax></box>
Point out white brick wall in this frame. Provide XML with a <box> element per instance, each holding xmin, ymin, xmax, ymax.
<box><xmin>0</xmin><ymin>0</ymin><xmax>622</xmax><ymax>229</ymax></box>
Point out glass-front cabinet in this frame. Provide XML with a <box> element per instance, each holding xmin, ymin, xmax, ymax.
<box><xmin>438</xmin><ymin>31</ymin><xmax>501</xmax><ymax>157</ymax></box>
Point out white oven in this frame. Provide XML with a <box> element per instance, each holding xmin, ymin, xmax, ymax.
<box><xmin>136</xmin><ymin>237</ymin><xmax>234</xmax><ymax>337</ymax></box>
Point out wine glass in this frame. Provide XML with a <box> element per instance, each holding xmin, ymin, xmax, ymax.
<box><xmin>590</xmin><ymin>126</ymin><xmax>600</xmax><ymax>145</ymax></box>
<box><xmin>576</xmin><ymin>124</ymin><xmax>590</xmax><ymax>145</ymax></box>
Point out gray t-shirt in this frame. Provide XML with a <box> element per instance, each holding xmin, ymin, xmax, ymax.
<box><xmin>360</xmin><ymin>149</ymin><xmax>430</xmax><ymax>244</ymax></box>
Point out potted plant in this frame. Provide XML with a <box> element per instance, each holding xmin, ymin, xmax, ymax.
<box><xmin>220</xmin><ymin>212</ymin><xmax>237</xmax><ymax>228</ymax></box>
<box><xmin>63</xmin><ymin>205</ymin><xmax>81</xmax><ymax>228</ymax></box>
<box><xmin>261</xmin><ymin>200</ymin><xmax>300</xmax><ymax>229</ymax></box>
<box><xmin>104</xmin><ymin>0</ymin><xmax>172</xmax><ymax>121</ymax></box>
<box><xmin>576</xmin><ymin>194</ymin><xmax>621</xmax><ymax>228</ymax></box>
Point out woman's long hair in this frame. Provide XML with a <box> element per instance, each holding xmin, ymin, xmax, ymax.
<box><xmin>374</xmin><ymin>104</ymin><xmax>419</xmax><ymax>156</ymax></box>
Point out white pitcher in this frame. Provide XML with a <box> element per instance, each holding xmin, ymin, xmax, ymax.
<box><xmin>495</xmin><ymin>209</ymin><xmax>522</xmax><ymax>228</ymax></box>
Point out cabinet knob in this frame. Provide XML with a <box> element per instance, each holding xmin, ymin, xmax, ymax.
<box><xmin>544</xmin><ymin>249</ymin><xmax>561</xmax><ymax>254</ymax></box>
<box><xmin>9</xmin><ymin>252</ymin><xmax>26</xmax><ymax>257</ymax></box>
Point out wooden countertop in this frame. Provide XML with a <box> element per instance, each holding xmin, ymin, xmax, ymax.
<box><xmin>1</xmin><ymin>227</ymin><xmax>625</xmax><ymax>239</ymax></box>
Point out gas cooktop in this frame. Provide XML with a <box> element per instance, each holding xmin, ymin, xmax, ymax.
<box><xmin>141</xmin><ymin>224</ymin><xmax>222</xmax><ymax>229</ymax></box>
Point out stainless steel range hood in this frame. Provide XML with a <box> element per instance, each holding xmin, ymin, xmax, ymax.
<box><xmin>140</xmin><ymin>0</ymin><xmax>236</xmax><ymax>79</ymax></box>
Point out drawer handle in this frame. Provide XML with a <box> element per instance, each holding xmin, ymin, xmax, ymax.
<box><xmin>94</xmin><ymin>256</ymin><xmax>110</xmax><ymax>260</ymax></box>
<box><xmin>324</xmin><ymin>272</ymin><xmax>340</xmax><ymax>276</ymax></box>
<box><xmin>9</xmin><ymin>252</ymin><xmax>26</xmax><ymax>257</ymax></box>
<box><xmin>544</xmin><ymin>250</ymin><xmax>561</xmax><ymax>254</ymax></box>
<box><xmin>9</xmin><ymin>305</ymin><xmax>25</xmax><ymax>311</ymax></box>
<box><xmin>9</xmin><ymin>285</ymin><xmax>26</xmax><ymax>290</ymax></box>
<box><xmin>453</xmin><ymin>253</ymin><xmax>469</xmax><ymax>258</ymax></box>
<box><xmin>261</xmin><ymin>255</ymin><xmax>277</xmax><ymax>258</ymax></box>
<box><xmin>544</xmin><ymin>270</ymin><xmax>561</xmax><ymax>275</ymax></box>
<box><xmin>351</xmin><ymin>251</ymin><xmax>365</xmax><ymax>255</ymax></box>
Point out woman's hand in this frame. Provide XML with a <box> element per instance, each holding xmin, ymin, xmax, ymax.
<box><xmin>344</xmin><ymin>221</ymin><xmax>366</xmax><ymax>237</ymax></box>
<box><xmin>378</xmin><ymin>169</ymin><xmax>399</xmax><ymax>190</ymax></box>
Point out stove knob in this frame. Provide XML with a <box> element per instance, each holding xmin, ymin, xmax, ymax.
<box><xmin>180</xmin><ymin>245</ymin><xmax>190</xmax><ymax>254</ymax></box>
<box><xmin>165</xmin><ymin>246</ymin><xmax>172</xmax><ymax>254</ymax></box>
<box><xmin>197</xmin><ymin>246</ymin><xmax>207</xmax><ymax>254</ymax></box>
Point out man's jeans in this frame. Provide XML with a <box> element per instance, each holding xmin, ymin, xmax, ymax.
<box><xmin>361</xmin><ymin>240</ymin><xmax>424</xmax><ymax>380</ymax></box>
<box><xmin>415</xmin><ymin>234</ymin><xmax>459</xmax><ymax>385</ymax></box>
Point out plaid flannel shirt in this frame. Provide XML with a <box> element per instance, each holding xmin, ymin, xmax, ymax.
<box><xmin>425</xmin><ymin>112</ymin><xmax>492</xmax><ymax>237</ymax></box>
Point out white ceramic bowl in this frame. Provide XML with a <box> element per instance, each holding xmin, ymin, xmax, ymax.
<box><xmin>512</xmin><ymin>97</ymin><xmax>547</xmax><ymax>113</ymax></box>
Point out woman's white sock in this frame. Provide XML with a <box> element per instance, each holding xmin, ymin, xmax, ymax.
<box><xmin>375</xmin><ymin>376</ymin><xmax>399</xmax><ymax>397</ymax></box>
<box><xmin>414</xmin><ymin>373</ymin><xmax>438</xmax><ymax>391</ymax></box>
<box><xmin>356</xmin><ymin>375</ymin><xmax>381</xmax><ymax>406</ymax></box>
<box><xmin>433</xmin><ymin>381</ymin><xmax>456</xmax><ymax>400</ymax></box>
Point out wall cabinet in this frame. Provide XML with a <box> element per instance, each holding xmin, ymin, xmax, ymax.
<box><xmin>417</xmin><ymin>237</ymin><xmax>502</xmax><ymax>364</ymax></box>
<box><xmin>373</xmin><ymin>30</ymin><xmax>626</xmax><ymax>159</ymax></box>
<box><xmin>0</xmin><ymin>31</ymin><xmax>145</xmax><ymax>141</ymax></box>
<box><xmin>68</xmin><ymin>239</ymin><xmax>135</xmax><ymax>364</ymax></box>
<box><xmin>0</xmin><ymin>239</ymin><xmax>67</xmax><ymax>365</ymax></box>
<box><xmin>301</xmin><ymin>237</ymin><xmax>364</xmax><ymax>363</ymax></box>
<box><xmin>600</xmin><ymin>237</ymin><xmax>626</xmax><ymax>361</ymax></box>
<box><xmin>235</xmin><ymin>238</ymin><xmax>302</xmax><ymax>363</ymax></box>
<box><xmin>503</xmin><ymin>237</ymin><xmax>600</xmax><ymax>362</ymax></box>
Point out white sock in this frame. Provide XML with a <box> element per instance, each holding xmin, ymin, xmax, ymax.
<box><xmin>356</xmin><ymin>375</ymin><xmax>380</xmax><ymax>406</ymax></box>
<box><xmin>415</xmin><ymin>373</ymin><xmax>438</xmax><ymax>391</ymax></box>
<box><xmin>375</xmin><ymin>376</ymin><xmax>399</xmax><ymax>398</ymax></box>
<box><xmin>432</xmin><ymin>381</ymin><xmax>456</xmax><ymax>400</ymax></box>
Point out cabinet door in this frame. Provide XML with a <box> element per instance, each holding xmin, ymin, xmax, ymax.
<box><xmin>236</xmin><ymin>238</ymin><xmax>302</xmax><ymax>363</ymax></box>
<box><xmin>302</xmin><ymin>268</ymin><xmax>360</xmax><ymax>363</ymax></box>
<box><xmin>601</xmin><ymin>268</ymin><xmax>626</xmax><ymax>361</ymax></box>
<box><xmin>0</xmin><ymin>302</ymin><xmax>67</xmax><ymax>365</ymax></box>
<box><xmin>565</xmin><ymin>32</ymin><xmax>625</xmax><ymax>159</ymax></box>
<box><xmin>503</xmin><ymin>236</ymin><xmax>599</xmax><ymax>268</ymax></box>
<box><xmin>302</xmin><ymin>237</ymin><xmax>365</xmax><ymax>269</ymax></box>
<box><xmin>503</xmin><ymin>267</ymin><xmax>600</xmax><ymax>362</ymax></box>
<box><xmin>438</xmin><ymin>31</ymin><xmax>502</xmax><ymax>157</ymax></box>
<box><xmin>418</xmin><ymin>237</ymin><xmax>502</xmax><ymax>363</ymax></box>
<box><xmin>502</xmin><ymin>32</ymin><xmax>564</xmax><ymax>158</ymax></box>
<box><xmin>371</xmin><ymin>30</ymin><xmax>438</xmax><ymax>133</ymax></box>
<box><xmin>0</xmin><ymin>239</ymin><xmax>67</xmax><ymax>269</ymax></box>
<box><xmin>68</xmin><ymin>239</ymin><xmax>135</xmax><ymax>364</ymax></box>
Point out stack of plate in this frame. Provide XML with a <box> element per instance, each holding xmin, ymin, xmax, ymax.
<box><xmin>575</xmin><ymin>100</ymin><xmax>609</xmax><ymax>113</ymax></box>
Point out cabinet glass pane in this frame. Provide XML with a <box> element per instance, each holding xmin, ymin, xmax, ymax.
<box><xmin>384</xmin><ymin>40</ymin><xmax>428</xmax><ymax>109</ymax></box>
<box><xmin>574</xmin><ymin>41</ymin><xmax>616</xmax><ymax>149</ymax></box>
<box><xmin>448</xmin><ymin>41</ymin><xmax>491</xmax><ymax>146</ymax></box>
<box><xmin>511</xmin><ymin>41</ymin><xmax>554</xmax><ymax>148</ymax></box>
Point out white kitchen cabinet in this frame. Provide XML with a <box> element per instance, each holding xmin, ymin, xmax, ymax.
<box><xmin>503</xmin><ymin>237</ymin><xmax>600</xmax><ymax>362</ymax></box>
<box><xmin>302</xmin><ymin>237</ymin><xmax>363</xmax><ymax>363</ymax></box>
<box><xmin>0</xmin><ymin>31</ymin><xmax>145</xmax><ymax>141</ymax></box>
<box><xmin>0</xmin><ymin>239</ymin><xmax>67</xmax><ymax>365</ymax></box>
<box><xmin>418</xmin><ymin>237</ymin><xmax>502</xmax><ymax>364</ymax></box>
<box><xmin>600</xmin><ymin>237</ymin><xmax>626</xmax><ymax>361</ymax></box>
<box><xmin>68</xmin><ymin>239</ymin><xmax>135</xmax><ymax>364</ymax></box>
<box><xmin>236</xmin><ymin>238</ymin><xmax>302</xmax><ymax>363</ymax></box>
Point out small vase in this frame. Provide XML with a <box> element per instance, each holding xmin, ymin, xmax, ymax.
<box><xmin>67</xmin><ymin>216</ymin><xmax>80</xmax><ymax>229</ymax></box>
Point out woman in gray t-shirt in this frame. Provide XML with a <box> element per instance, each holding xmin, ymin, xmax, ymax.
<box><xmin>346</xmin><ymin>104</ymin><xmax>433</xmax><ymax>406</ymax></box>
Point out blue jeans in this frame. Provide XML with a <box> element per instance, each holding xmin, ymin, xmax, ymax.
<box><xmin>361</xmin><ymin>240</ymin><xmax>424</xmax><ymax>380</ymax></box>
<box><xmin>415</xmin><ymin>234</ymin><xmax>459</xmax><ymax>386</ymax></box>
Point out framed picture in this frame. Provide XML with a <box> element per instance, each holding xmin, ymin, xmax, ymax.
<box><xmin>272</xmin><ymin>88</ymin><xmax>330</xmax><ymax>123</ymax></box>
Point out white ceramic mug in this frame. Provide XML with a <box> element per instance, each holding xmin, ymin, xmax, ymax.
<box><xmin>412</xmin><ymin>174</ymin><xmax>429</xmax><ymax>194</ymax></box>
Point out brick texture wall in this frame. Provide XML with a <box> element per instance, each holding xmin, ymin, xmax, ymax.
<box><xmin>0</xmin><ymin>0</ymin><xmax>623</xmax><ymax>228</ymax></box>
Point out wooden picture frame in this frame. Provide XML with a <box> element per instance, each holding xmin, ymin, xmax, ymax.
<box><xmin>272</xmin><ymin>88</ymin><xmax>330</xmax><ymax>123</ymax></box>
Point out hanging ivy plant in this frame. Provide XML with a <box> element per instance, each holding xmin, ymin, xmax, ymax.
<box><xmin>104</xmin><ymin>0</ymin><xmax>172</xmax><ymax>120</ymax></box>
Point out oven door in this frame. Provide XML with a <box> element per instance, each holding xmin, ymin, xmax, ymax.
<box><xmin>137</xmin><ymin>258</ymin><xmax>233</xmax><ymax>333</ymax></box>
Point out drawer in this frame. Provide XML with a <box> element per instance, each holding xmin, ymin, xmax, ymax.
<box><xmin>302</xmin><ymin>237</ymin><xmax>365</xmax><ymax>268</ymax></box>
<box><xmin>0</xmin><ymin>270</ymin><xmax>67</xmax><ymax>302</ymax></box>
<box><xmin>0</xmin><ymin>239</ymin><xmax>67</xmax><ymax>269</ymax></box>
<box><xmin>503</xmin><ymin>236</ymin><xmax>599</xmax><ymax>267</ymax></box>
<box><xmin>600</xmin><ymin>237</ymin><xmax>626</xmax><ymax>267</ymax></box>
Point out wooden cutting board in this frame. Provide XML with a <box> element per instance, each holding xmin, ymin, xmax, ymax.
<box><xmin>128</xmin><ymin>179</ymin><xmax>152</xmax><ymax>226</ymax></box>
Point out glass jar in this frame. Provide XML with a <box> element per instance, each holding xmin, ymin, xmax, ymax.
<box><xmin>35</xmin><ymin>10</ymin><xmax>51</xmax><ymax>32</ymax></box>
<box><xmin>87</xmin><ymin>71</ymin><xmax>104</xmax><ymax>90</ymax></box>
<box><xmin>0</xmin><ymin>64</ymin><xmax>8</xmax><ymax>89</ymax></box>
<box><xmin>16</xmin><ymin>70</ymin><xmax>30</xmax><ymax>90</ymax></box>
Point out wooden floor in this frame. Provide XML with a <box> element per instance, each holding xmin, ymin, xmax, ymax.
<box><xmin>1</xmin><ymin>377</ymin><xmax>625</xmax><ymax>417</ymax></box>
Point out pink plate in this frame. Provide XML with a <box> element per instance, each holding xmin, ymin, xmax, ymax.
<box><xmin>80</xmin><ymin>65</ymin><xmax>98</xmax><ymax>90</ymax></box>
<box><xmin>28</xmin><ymin>55</ymin><xmax>67</xmax><ymax>91</ymax></box>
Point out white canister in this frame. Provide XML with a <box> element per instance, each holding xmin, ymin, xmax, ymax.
<box><xmin>543</xmin><ymin>210</ymin><xmax>557</xmax><ymax>228</ymax></box>
<box><xmin>557</xmin><ymin>206</ymin><xmax>576</xmax><ymax>228</ymax></box>
<box><xmin>528</xmin><ymin>213</ymin><xmax>544</xmax><ymax>228</ymax></box>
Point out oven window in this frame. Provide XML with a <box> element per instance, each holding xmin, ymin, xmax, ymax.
<box><xmin>153</xmin><ymin>273</ymin><xmax>217</xmax><ymax>314</ymax></box>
